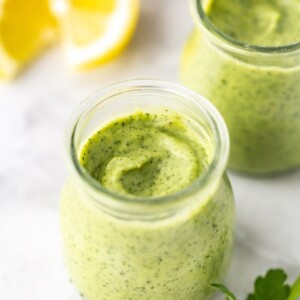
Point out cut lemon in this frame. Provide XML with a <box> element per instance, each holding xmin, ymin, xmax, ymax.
<box><xmin>0</xmin><ymin>0</ymin><xmax>56</xmax><ymax>80</ymax></box>
<box><xmin>51</xmin><ymin>0</ymin><xmax>139</xmax><ymax>69</ymax></box>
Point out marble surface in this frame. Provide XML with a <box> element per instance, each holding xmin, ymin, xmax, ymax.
<box><xmin>0</xmin><ymin>1</ymin><xmax>299</xmax><ymax>299</ymax></box>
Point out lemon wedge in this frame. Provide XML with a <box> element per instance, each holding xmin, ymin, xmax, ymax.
<box><xmin>51</xmin><ymin>0</ymin><xmax>139</xmax><ymax>69</ymax></box>
<box><xmin>0</xmin><ymin>0</ymin><xmax>56</xmax><ymax>80</ymax></box>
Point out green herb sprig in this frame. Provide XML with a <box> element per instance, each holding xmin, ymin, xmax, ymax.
<box><xmin>212</xmin><ymin>269</ymin><xmax>300</xmax><ymax>300</ymax></box>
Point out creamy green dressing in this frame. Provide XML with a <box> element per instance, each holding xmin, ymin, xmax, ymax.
<box><xmin>207</xmin><ymin>0</ymin><xmax>300</xmax><ymax>46</ymax></box>
<box><xmin>80</xmin><ymin>110</ymin><xmax>208</xmax><ymax>197</ymax></box>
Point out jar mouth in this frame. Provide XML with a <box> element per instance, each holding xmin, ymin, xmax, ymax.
<box><xmin>65</xmin><ymin>79</ymin><xmax>229</xmax><ymax>216</ymax></box>
<box><xmin>193</xmin><ymin>0</ymin><xmax>300</xmax><ymax>56</ymax></box>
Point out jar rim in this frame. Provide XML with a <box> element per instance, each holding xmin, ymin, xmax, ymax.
<box><xmin>192</xmin><ymin>0</ymin><xmax>300</xmax><ymax>56</ymax></box>
<box><xmin>65</xmin><ymin>79</ymin><xmax>229</xmax><ymax>216</ymax></box>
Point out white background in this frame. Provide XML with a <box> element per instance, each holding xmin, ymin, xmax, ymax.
<box><xmin>0</xmin><ymin>1</ymin><xmax>299</xmax><ymax>299</ymax></box>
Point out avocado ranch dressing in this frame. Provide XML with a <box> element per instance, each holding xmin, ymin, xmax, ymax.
<box><xmin>80</xmin><ymin>110</ymin><xmax>208</xmax><ymax>197</ymax></box>
<box><xmin>61</xmin><ymin>102</ymin><xmax>234</xmax><ymax>300</ymax></box>
<box><xmin>181</xmin><ymin>0</ymin><xmax>300</xmax><ymax>173</ymax></box>
<box><xmin>207</xmin><ymin>0</ymin><xmax>300</xmax><ymax>46</ymax></box>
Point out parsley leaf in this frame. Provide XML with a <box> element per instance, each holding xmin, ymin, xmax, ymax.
<box><xmin>212</xmin><ymin>269</ymin><xmax>300</xmax><ymax>300</ymax></box>
<box><xmin>287</xmin><ymin>276</ymin><xmax>300</xmax><ymax>300</ymax></box>
<box><xmin>246</xmin><ymin>269</ymin><xmax>291</xmax><ymax>300</ymax></box>
<box><xmin>211</xmin><ymin>283</ymin><xmax>237</xmax><ymax>300</ymax></box>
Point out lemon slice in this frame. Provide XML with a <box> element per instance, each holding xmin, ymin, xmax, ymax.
<box><xmin>0</xmin><ymin>0</ymin><xmax>56</xmax><ymax>80</ymax></box>
<box><xmin>51</xmin><ymin>0</ymin><xmax>139</xmax><ymax>69</ymax></box>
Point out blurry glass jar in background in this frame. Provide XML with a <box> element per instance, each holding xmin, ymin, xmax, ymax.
<box><xmin>181</xmin><ymin>0</ymin><xmax>300</xmax><ymax>175</ymax></box>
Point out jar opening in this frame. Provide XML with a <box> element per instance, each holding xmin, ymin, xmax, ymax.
<box><xmin>65</xmin><ymin>80</ymin><xmax>229</xmax><ymax>218</ymax></box>
<box><xmin>193</xmin><ymin>0</ymin><xmax>300</xmax><ymax>56</ymax></box>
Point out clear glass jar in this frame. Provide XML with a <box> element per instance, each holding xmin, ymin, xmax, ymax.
<box><xmin>61</xmin><ymin>80</ymin><xmax>235</xmax><ymax>300</ymax></box>
<box><xmin>181</xmin><ymin>0</ymin><xmax>300</xmax><ymax>174</ymax></box>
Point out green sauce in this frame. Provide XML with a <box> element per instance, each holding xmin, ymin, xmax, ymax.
<box><xmin>181</xmin><ymin>0</ymin><xmax>300</xmax><ymax>173</ymax></box>
<box><xmin>207</xmin><ymin>0</ymin><xmax>300</xmax><ymax>46</ymax></box>
<box><xmin>80</xmin><ymin>110</ymin><xmax>208</xmax><ymax>197</ymax></box>
<box><xmin>61</xmin><ymin>109</ymin><xmax>235</xmax><ymax>299</ymax></box>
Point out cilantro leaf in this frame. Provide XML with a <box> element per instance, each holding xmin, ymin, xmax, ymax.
<box><xmin>287</xmin><ymin>276</ymin><xmax>300</xmax><ymax>300</ymax></box>
<box><xmin>211</xmin><ymin>283</ymin><xmax>237</xmax><ymax>300</ymax></box>
<box><xmin>246</xmin><ymin>269</ymin><xmax>291</xmax><ymax>300</ymax></box>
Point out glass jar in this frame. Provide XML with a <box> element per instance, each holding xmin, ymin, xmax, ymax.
<box><xmin>61</xmin><ymin>80</ymin><xmax>235</xmax><ymax>300</ymax></box>
<box><xmin>181</xmin><ymin>0</ymin><xmax>300</xmax><ymax>174</ymax></box>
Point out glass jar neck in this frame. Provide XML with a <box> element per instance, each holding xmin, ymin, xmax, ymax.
<box><xmin>65</xmin><ymin>80</ymin><xmax>229</xmax><ymax>220</ymax></box>
<box><xmin>192</xmin><ymin>0</ymin><xmax>300</xmax><ymax>63</ymax></box>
